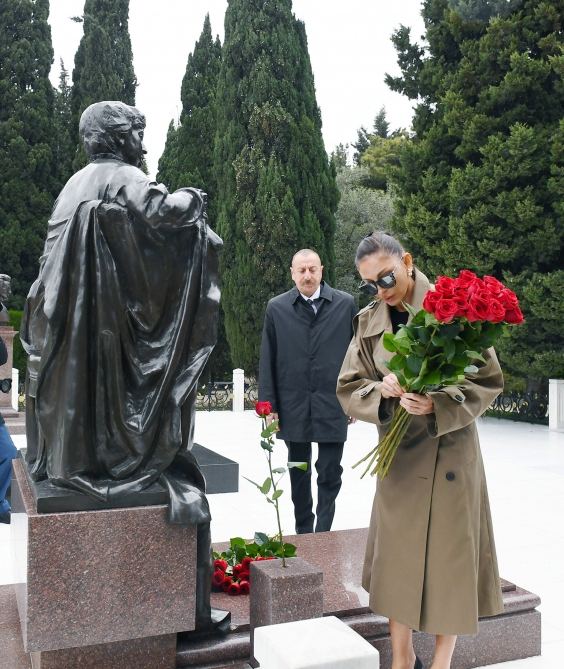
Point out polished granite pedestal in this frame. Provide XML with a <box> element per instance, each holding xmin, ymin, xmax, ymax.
<box><xmin>2</xmin><ymin>519</ymin><xmax>541</xmax><ymax>669</ymax></box>
<box><xmin>10</xmin><ymin>459</ymin><xmax>197</xmax><ymax>669</ymax></box>
<box><xmin>177</xmin><ymin>528</ymin><xmax>541</xmax><ymax>669</ymax></box>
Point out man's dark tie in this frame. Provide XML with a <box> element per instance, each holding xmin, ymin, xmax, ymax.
<box><xmin>306</xmin><ymin>298</ymin><xmax>317</xmax><ymax>314</ymax></box>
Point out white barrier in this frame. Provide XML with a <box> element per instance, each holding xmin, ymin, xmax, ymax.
<box><xmin>12</xmin><ymin>368</ymin><xmax>19</xmax><ymax>412</ymax></box>
<box><xmin>549</xmin><ymin>379</ymin><xmax>564</xmax><ymax>432</ymax></box>
<box><xmin>232</xmin><ymin>368</ymin><xmax>245</xmax><ymax>412</ymax></box>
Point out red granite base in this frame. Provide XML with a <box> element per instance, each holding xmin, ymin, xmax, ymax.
<box><xmin>175</xmin><ymin>528</ymin><xmax>541</xmax><ymax>669</ymax></box>
<box><xmin>29</xmin><ymin>634</ymin><xmax>176</xmax><ymax>669</ymax></box>
<box><xmin>11</xmin><ymin>459</ymin><xmax>197</xmax><ymax>654</ymax></box>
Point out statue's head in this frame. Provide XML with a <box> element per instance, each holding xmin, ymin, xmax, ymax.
<box><xmin>0</xmin><ymin>274</ymin><xmax>11</xmax><ymax>304</ymax></box>
<box><xmin>79</xmin><ymin>101</ymin><xmax>146</xmax><ymax>168</ymax></box>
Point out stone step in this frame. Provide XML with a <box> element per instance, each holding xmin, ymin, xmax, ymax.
<box><xmin>2</xmin><ymin>411</ymin><xmax>25</xmax><ymax>434</ymax></box>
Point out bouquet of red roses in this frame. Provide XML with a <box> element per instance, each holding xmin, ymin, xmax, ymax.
<box><xmin>353</xmin><ymin>270</ymin><xmax>524</xmax><ymax>479</ymax></box>
<box><xmin>212</xmin><ymin>536</ymin><xmax>280</xmax><ymax>596</ymax></box>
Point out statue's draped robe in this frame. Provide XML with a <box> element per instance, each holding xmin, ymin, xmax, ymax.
<box><xmin>21</xmin><ymin>157</ymin><xmax>221</xmax><ymax>527</ymax></box>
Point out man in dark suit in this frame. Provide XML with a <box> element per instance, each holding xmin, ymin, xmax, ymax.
<box><xmin>259</xmin><ymin>249</ymin><xmax>357</xmax><ymax>533</ymax></box>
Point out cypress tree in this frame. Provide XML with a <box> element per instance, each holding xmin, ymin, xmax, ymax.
<box><xmin>388</xmin><ymin>0</ymin><xmax>564</xmax><ymax>383</ymax></box>
<box><xmin>157</xmin><ymin>14</ymin><xmax>221</xmax><ymax>196</ymax></box>
<box><xmin>215</xmin><ymin>0</ymin><xmax>339</xmax><ymax>373</ymax></box>
<box><xmin>71</xmin><ymin>0</ymin><xmax>137</xmax><ymax>170</ymax></box>
<box><xmin>157</xmin><ymin>15</ymin><xmax>230</xmax><ymax>379</ymax></box>
<box><xmin>53</xmin><ymin>60</ymin><xmax>75</xmax><ymax>186</ymax></box>
<box><xmin>0</xmin><ymin>0</ymin><xmax>56</xmax><ymax>306</ymax></box>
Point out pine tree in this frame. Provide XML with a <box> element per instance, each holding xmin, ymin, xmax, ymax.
<box><xmin>0</xmin><ymin>0</ymin><xmax>56</xmax><ymax>307</ymax></box>
<box><xmin>214</xmin><ymin>0</ymin><xmax>339</xmax><ymax>373</ymax></box>
<box><xmin>352</xmin><ymin>126</ymin><xmax>370</xmax><ymax>165</ymax></box>
<box><xmin>71</xmin><ymin>0</ymin><xmax>137</xmax><ymax>170</ymax></box>
<box><xmin>157</xmin><ymin>14</ymin><xmax>221</xmax><ymax>196</ymax></box>
<box><xmin>373</xmin><ymin>107</ymin><xmax>389</xmax><ymax>139</ymax></box>
<box><xmin>388</xmin><ymin>0</ymin><xmax>564</xmax><ymax>383</ymax></box>
<box><xmin>330</xmin><ymin>143</ymin><xmax>349</xmax><ymax>171</ymax></box>
<box><xmin>53</xmin><ymin>60</ymin><xmax>75</xmax><ymax>186</ymax></box>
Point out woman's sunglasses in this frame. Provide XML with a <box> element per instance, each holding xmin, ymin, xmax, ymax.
<box><xmin>358</xmin><ymin>270</ymin><xmax>397</xmax><ymax>296</ymax></box>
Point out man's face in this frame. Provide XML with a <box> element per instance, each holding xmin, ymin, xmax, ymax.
<box><xmin>121</xmin><ymin>126</ymin><xmax>146</xmax><ymax>167</ymax></box>
<box><xmin>291</xmin><ymin>253</ymin><xmax>323</xmax><ymax>297</ymax></box>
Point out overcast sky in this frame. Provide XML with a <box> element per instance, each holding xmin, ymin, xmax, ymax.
<box><xmin>48</xmin><ymin>1</ymin><xmax>426</xmax><ymax>178</ymax></box>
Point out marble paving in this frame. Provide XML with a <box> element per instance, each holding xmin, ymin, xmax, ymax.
<box><xmin>1</xmin><ymin>413</ymin><xmax>563</xmax><ymax>668</ymax></box>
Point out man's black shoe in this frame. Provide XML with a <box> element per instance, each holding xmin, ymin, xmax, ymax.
<box><xmin>0</xmin><ymin>509</ymin><xmax>10</xmax><ymax>524</ymax></box>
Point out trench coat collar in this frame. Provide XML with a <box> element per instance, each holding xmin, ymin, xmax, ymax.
<box><xmin>290</xmin><ymin>281</ymin><xmax>334</xmax><ymax>305</ymax></box>
<box><xmin>361</xmin><ymin>268</ymin><xmax>431</xmax><ymax>338</ymax></box>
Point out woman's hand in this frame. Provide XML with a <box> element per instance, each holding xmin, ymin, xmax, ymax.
<box><xmin>381</xmin><ymin>373</ymin><xmax>404</xmax><ymax>398</ymax></box>
<box><xmin>399</xmin><ymin>393</ymin><xmax>434</xmax><ymax>415</ymax></box>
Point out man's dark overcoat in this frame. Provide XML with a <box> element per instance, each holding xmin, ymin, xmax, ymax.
<box><xmin>259</xmin><ymin>283</ymin><xmax>357</xmax><ymax>442</ymax></box>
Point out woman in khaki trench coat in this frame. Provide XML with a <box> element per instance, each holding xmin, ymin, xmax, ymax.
<box><xmin>336</xmin><ymin>232</ymin><xmax>504</xmax><ymax>669</ymax></box>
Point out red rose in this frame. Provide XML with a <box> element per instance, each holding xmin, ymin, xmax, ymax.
<box><xmin>498</xmin><ymin>288</ymin><xmax>519</xmax><ymax>309</ymax></box>
<box><xmin>221</xmin><ymin>576</ymin><xmax>233</xmax><ymax>592</ymax></box>
<box><xmin>227</xmin><ymin>581</ymin><xmax>241</xmax><ymax>596</ymax></box>
<box><xmin>466</xmin><ymin>291</ymin><xmax>491</xmax><ymax>321</ymax></box>
<box><xmin>212</xmin><ymin>570</ymin><xmax>226</xmax><ymax>588</ymax></box>
<box><xmin>433</xmin><ymin>298</ymin><xmax>460</xmax><ymax>323</ymax></box>
<box><xmin>242</xmin><ymin>557</ymin><xmax>254</xmax><ymax>568</ymax></box>
<box><xmin>238</xmin><ymin>569</ymin><xmax>250</xmax><ymax>582</ymax></box>
<box><xmin>214</xmin><ymin>559</ymin><xmax>228</xmax><ymax>572</ymax></box>
<box><xmin>505</xmin><ymin>306</ymin><xmax>524</xmax><ymax>324</ymax></box>
<box><xmin>487</xmin><ymin>299</ymin><xmax>506</xmax><ymax>323</ymax></box>
<box><xmin>422</xmin><ymin>290</ymin><xmax>440</xmax><ymax>313</ymax></box>
<box><xmin>239</xmin><ymin>580</ymin><xmax>250</xmax><ymax>595</ymax></box>
<box><xmin>233</xmin><ymin>563</ymin><xmax>243</xmax><ymax>577</ymax></box>
<box><xmin>255</xmin><ymin>401</ymin><xmax>273</xmax><ymax>417</ymax></box>
<box><xmin>434</xmin><ymin>276</ymin><xmax>456</xmax><ymax>297</ymax></box>
<box><xmin>483</xmin><ymin>275</ymin><xmax>504</xmax><ymax>297</ymax></box>
<box><xmin>455</xmin><ymin>270</ymin><xmax>478</xmax><ymax>289</ymax></box>
<box><xmin>452</xmin><ymin>295</ymin><xmax>468</xmax><ymax>318</ymax></box>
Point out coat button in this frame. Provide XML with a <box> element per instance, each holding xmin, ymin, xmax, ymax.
<box><xmin>446</xmin><ymin>471</ymin><xmax>455</xmax><ymax>481</ymax></box>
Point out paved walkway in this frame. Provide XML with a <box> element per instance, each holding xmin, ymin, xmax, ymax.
<box><xmin>2</xmin><ymin>413</ymin><xmax>563</xmax><ymax>668</ymax></box>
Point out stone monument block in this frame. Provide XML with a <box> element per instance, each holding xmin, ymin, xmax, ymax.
<box><xmin>254</xmin><ymin>616</ymin><xmax>379</xmax><ymax>669</ymax></box>
<box><xmin>12</xmin><ymin>459</ymin><xmax>197</xmax><ymax>656</ymax></box>
<box><xmin>250</xmin><ymin>557</ymin><xmax>323</xmax><ymax>632</ymax></box>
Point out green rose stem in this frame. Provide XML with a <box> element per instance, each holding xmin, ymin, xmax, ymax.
<box><xmin>353</xmin><ymin>404</ymin><xmax>412</xmax><ymax>478</ymax></box>
<box><xmin>262</xmin><ymin>416</ymin><xmax>287</xmax><ymax>568</ymax></box>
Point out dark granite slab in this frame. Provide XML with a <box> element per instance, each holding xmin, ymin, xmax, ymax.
<box><xmin>18</xmin><ymin>444</ymin><xmax>238</xmax><ymax>515</ymax></box>
<box><xmin>12</xmin><ymin>459</ymin><xmax>197</xmax><ymax>653</ymax></box>
<box><xmin>193</xmin><ymin>443</ymin><xmax>239</xmax><ymax>494</ymax></box>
